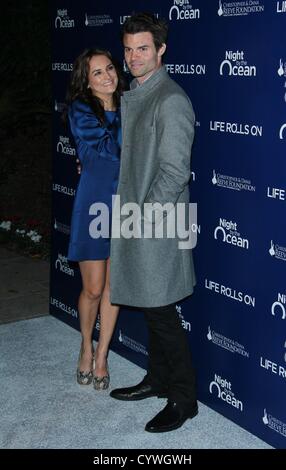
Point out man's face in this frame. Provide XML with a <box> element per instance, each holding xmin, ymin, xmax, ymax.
<box><xmin>123</xmin><ymin>32</ymin><xmax>166</xmax><ymax>84</ymax></box>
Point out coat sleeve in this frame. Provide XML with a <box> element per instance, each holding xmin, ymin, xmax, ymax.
<box><xmin>144</xmin><ymin>93</ymin><xmax>195</xmax><ymax>208</ymax></box>
<box><xmin>69</xmin><ymin>100</ymin><xmax>121</xmax><ymax>159</ymax></box>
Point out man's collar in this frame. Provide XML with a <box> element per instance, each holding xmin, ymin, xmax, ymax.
<box><xmin>128</xmin><ymin>65</ymin><xmax>167</xmax><ymax>94</ymax></box>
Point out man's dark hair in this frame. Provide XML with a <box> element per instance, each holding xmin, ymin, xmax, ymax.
<box><xmin>121</xmin><ymin>12</ymin><xmax>168</xmax><ymax>50</ymax></box>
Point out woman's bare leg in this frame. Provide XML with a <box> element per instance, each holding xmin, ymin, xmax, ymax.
<box><xmin>95</xmin><ymin>257</ymin><xmax>120</xmax><ymax>377</ymax></box>
<box><xmin>78</xmin><ymin>260</ymin><xmax>106</xmax><ymax>372</ymax></box>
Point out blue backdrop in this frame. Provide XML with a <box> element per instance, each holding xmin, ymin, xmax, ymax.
<box><xmin>50</xmin><ymin>0</ymin><xmax>286</xmax><ymax>448</ymax></box>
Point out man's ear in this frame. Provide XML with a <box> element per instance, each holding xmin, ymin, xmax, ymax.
<box><xmin>158</xmin><ymin>43</ymin><xmax>166</xmax><ymax>57</ymax></box>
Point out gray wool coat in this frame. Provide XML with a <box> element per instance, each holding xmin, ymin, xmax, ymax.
<box><xmin>110</xmin><ymin>66</ymin><xmax>196</xmax><ymax>308</ymax></box>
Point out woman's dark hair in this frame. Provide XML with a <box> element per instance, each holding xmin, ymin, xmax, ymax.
<box><xmin>121</xmin><ymin>12</ymin><xmax>168</xmax><ymax>51</ymax></box>
<box><xmin>65</xmin><ymin>48</ymin><xmax>125</xmax><ymax>125</ymax></box>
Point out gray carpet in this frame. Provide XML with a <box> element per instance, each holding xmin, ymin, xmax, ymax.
<box><xmin>0</xmin><ymin>315</ymin><xmax>272</xmax><ymax>449</ymax></box>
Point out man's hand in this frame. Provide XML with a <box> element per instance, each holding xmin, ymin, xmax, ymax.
<box><xmin>76</xmin><ymin>158</ymin><xmax>82</xmax><ymax>175</ymax></box>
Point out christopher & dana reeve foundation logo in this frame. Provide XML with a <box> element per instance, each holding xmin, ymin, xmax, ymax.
<box><xmin>277</xmin><ymin>58</ymin><xmax>286</xmax><ymax>78</ymax></box>
<box><xmin>212</xmin><ymin>170</ymin><xmax>255</xmax><ymax>192</ymax></box>
<box><xmin>207</xmin><ymin>326</ymin><xmax>249</xmax><ymax>358</ymax></box>
<box><xmin>262</xmin><ymin>409</ymin><xmax>286</xmax><ymax>438</ymax></box>
<box><xmin>217</xmin><ymin>0</ymin><xmax>264</xmax><ymax>17</ymax></box>
<box><xmin>118</xmin><ymin>330</ymin><xmax>148</xmax><ymax>356</ymax></box>
<box><xmin>277</xmin><ymin>59</ymin><xmax>286</xmax><ymax>104</ymax></box>
<box><xmin>84</xmin><ymin>12</ymin><xmax>113</xmax><ymax>27</ymax></box>
<box><xmin>54</xmin><ymin>219</ymin><xmax>70</xmax><ymax>235</ymax></box>
<box><xmin>54</xmin><ymin>100</ymin><xmax>66</xmax><ymax>113</ymax></box>
<box><xmin>269</xmin><ymin>240</ymin><xmax>286</xmax><ymax>262</ymax></box>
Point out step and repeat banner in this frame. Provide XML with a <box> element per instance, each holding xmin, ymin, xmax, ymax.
<box><xmin>50</xmin><ymin>0</ymin><xmax>286</xmax><ymax>448</ymax></box>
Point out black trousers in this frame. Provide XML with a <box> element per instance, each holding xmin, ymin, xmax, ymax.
<box><xmin>142</xmin><ymin>303</ymin><xmax>197</xmax><ymax>408</ymax></box>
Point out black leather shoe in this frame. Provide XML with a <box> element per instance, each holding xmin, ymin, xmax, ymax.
<box><xmin>145</xmin><ymin>401</ymin><xmax>198</xmax><ymax>433</ymax></box>
<box><xmin>110</xmin><ymin>380</ymin><xmax>167</xmax><ymax>401</ymax></box>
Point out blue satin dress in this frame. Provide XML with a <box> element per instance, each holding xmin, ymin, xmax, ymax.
<box><xmin>67</xmin><ymin>100</ymin><xmax>121</xmax><ymax>261</ymax></box>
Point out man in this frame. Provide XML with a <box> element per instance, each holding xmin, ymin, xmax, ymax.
<box><xmin>110</xmin><ymin>12</ymin><xmax>197</xmax><ymax>433</ymax></box>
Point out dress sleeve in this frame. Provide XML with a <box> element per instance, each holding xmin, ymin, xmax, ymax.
<box><xmin>69</xmin><ymin>100</ymin><xmax>121</xmax><ymax>159</ymax></box>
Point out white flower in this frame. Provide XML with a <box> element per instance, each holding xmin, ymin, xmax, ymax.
<box><xmin>1</xmin><ymin>221</ymin><xmax>43</xmax><ymax>244</ymax></box>
<box><xmin>26</xmin><ymin>230</ymin><xmax>39</xmax><ymax>238</ymax></box>
<box><xmin>31</xmin><ymin>235</ymin><xmax>42</xmax><ymax>243</ymax></box>
<box><xmin>0</xmin><ymin>221</ymin><xmax>11</xmax><ymax>231</ymax></box>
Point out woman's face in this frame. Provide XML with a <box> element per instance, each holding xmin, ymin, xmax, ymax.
<box><xmin>87</xmin><ymin>54</ymin><xmax>118</xmax><ymax>101</ymax></box>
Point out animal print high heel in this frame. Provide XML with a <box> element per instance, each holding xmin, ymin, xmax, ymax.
<box><xmin>93</xmin><ymin>359</ymin><xmax>110</xmax><ymax>390</ymax></box>
<box><xmin>76</xmin><ymin>344</ymin><xmax>93</xmax><ymax>385</ymax></box>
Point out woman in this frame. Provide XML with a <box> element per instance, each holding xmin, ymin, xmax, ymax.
<box><xmin>66</xmin><ymin>48</ymin><xmax>124</xmax><ymax>390</ymax></box>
